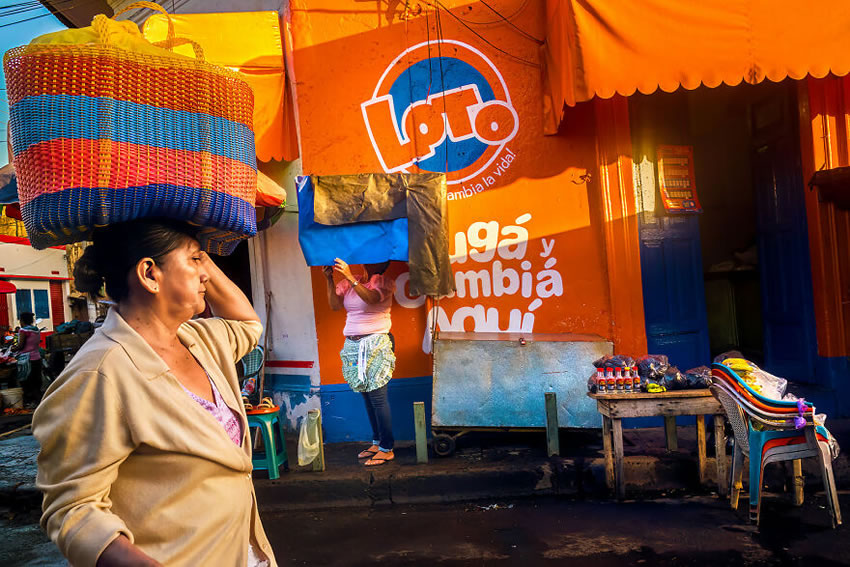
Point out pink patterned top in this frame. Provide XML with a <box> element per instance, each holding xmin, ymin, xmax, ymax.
<box><xmin>336</xmin><ymin>274</ymin><xmax>395</xmax><ymax>336</ymax></box>
<box><xmin>181</xmin><ymin>374</ymin><xmax>243</xmax><ymax>447</ymax></box>
<box><xmin>17</xmin><ymin>327</ymin><xmax>41</xmax><ymax>360</ymax></box>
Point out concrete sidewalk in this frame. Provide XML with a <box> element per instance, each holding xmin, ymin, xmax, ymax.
<box><xmin>256</xmin><ymin>420</ymin><xmax>850</xmax><ymax>511</ymax></box>
<box><xmin>4</xmin><ymin>419</ymin><xmax>849</xmax><ymax>513</ymax></box>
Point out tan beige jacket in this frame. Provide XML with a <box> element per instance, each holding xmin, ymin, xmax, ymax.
<box><xmin>32</xmin><ymin>309</ymin><xmax>277</xmax><ymax>567</ymax></box>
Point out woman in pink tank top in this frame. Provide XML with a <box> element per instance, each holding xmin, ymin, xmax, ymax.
<box><xmin>324</xmin><ymin>258</ymin><xmax>397</xmax><ymax>466</ymax></box>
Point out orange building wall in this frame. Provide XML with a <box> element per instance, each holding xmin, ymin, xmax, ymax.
<box><xmin>288</xmin><ymin>0</ymin><xmax>645</xmax><ymax>384</ymax></box>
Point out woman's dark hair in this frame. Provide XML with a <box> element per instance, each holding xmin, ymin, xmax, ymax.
<box><xmin>366</xmin><ymin>261</ymin><xmax>391</xmax><ymax>275</ymax></box>
<box><xmin>19</xmin><ymin>312</ymin><xmax>34</xmax><ymax>326</ymax></box>
<box><xmin>74</xmin><ymin>219</ymin><xmax>199</xmax><ymax>302</ymax></box>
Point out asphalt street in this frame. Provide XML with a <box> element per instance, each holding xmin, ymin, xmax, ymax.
<box><xmin>258</xmin><ymin>493</ymin><xmax>850</xmax><ymax>566</ymax></box>
<box><xmin>7</xmin><ymin>491</ymin><xmax>845</xmax><ymax>566</ymax></box>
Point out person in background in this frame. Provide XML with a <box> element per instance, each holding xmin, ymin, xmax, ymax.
<box><xmin>32</xmin><ymin>219</ymin><xmax>276</xmax><ymax>567</ymax></box>
<box><xmin>323</xmin><ymin>258</ymin><xmax>397</xmax><ymax>466</ymax></box>
<box><xmin>16</xmin><ymin>311</ymin><xmax>42</xmax><ymax>406</ymax></box>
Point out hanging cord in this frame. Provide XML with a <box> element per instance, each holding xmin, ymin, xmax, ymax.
<box><xmin>423</xmin><ymin>0</ymin><xmax>531</xmax><ymax>26</ymax></box>
<box><xmin>424</xmin><ymin>295</ymin><xmax>441</xmax><ymax>356</ymax></box>
<box><xmin>258</xmin><ymin>289</ymin><xmax>273</xmax><ymax>401</ymax></box>
<box><xmin>251</xmin><ymin>289</ymin><xmax>273</xmax><ymax>448</ymax></box>
<box><xmin>0</xmin><ymin>0</ymin><xmax>75</xmax><ymax>29</ymax></box>
<box><xmin>424</xmin><ymin>7</ymin><xmax>434</xmax><ymax>99</ymax></box>
<box><xmin>431</xmin><ymin>295</ymin><xmax>440</xmax><ymax>355</ymax></box>
<box><xmin>478</xmin><ymin>0</ymin><xmax>543</xmax><ymax>44</ymax></box>
<box><xmin>431</xmin><ymin>0</ymin><xmax>539</xmax><ymax>67</ymax></box>
<box><xmin>434</xmin><ymin>6</ymin><xmax>450</xmax><ymax>174</ymax></box>
<box><xmin>430</xmin><ymin>9</ymin><xmax>448</xmax><ymax>347</ymax></box>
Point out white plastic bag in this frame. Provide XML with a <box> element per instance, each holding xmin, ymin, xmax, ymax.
<box><xmin>749</xmin><ymin>368</ymin><xmax>788</xmax><ymax>400</ymax></box>
<box><xmin>297</xmin><ymin>410</ymin><xmax>321</xmax><ymax>466</ymax></box>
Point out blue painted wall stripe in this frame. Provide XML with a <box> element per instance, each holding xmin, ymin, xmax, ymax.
<box><xmin>266</xmin><ymin>373</ymin><xmax>314</xmax><ymax>394</ymax></box>
<box><xmin>319</xmin><ymin>376</ymin><xmax>433</xmax><ymax>443</ymax></box>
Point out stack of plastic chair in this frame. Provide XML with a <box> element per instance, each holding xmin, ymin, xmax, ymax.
<box><xmin>710</xmin><ymin>363</ymin><xmax>841</xmax><ymax>527</ymax></box>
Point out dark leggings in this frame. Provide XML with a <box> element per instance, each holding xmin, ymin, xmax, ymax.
<box><xmin>22</xmin><ymin>359</ymin><xmax>42</xmax><ymax>404</ymax></box>
<box><xmin>361</xmin><ymin>384</ymin><xmax>394</xmax><ymax>451</ymax></box>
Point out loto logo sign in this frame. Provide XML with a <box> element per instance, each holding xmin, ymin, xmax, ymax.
<box><xmin>362</xmin><ymin>40</ymin><xmax>518</xmax><ymax>193</ymax></box>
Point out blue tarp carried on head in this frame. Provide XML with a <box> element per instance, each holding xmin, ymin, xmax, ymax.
<box><xmin>296</xmin><ymin>175</ymin><xmax>409</xmax><ymax>266</ymax></box>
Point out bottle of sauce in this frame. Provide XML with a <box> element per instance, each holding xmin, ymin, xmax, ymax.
<box><xmin>606</xmin><ymin>367</ymin><xmax>616</xmax><ymax>393</ymax></box>
<box><xmin>632</xmin><ymin>367</ymin><xmax>642</xmax><ymax>393</ymax></box>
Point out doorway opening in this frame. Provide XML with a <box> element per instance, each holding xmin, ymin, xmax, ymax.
<box><xmin>630</xmin><ymin>79</ymin><xmax>817</xmax><ymax>381</ymax></box>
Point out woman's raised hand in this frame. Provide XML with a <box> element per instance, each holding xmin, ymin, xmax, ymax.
<box><xmin>333</xmin><ymin>258</ymin><xmax>355</xmax><ymax>283</ymax></box>
<box><xmin>198</xmin><ymin>251</ymin><xmax>260</xmax><ymax>322</ymax></box>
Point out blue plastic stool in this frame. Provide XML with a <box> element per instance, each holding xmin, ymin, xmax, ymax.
<box><xmin>246</xmin><ymin>407</ymin><xmax>289</xmax><ymax>479</ymax></box>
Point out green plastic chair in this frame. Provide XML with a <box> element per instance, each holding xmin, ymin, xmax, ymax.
<box><xmin>247</xmin><ymin>404</ymin><xmax>289</xmax><ymax>479</ymax></box>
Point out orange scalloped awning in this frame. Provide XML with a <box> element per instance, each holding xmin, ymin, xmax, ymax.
<box><xmin>543</xmin><ymin>0</ymin><xmax>850</xmax><ymax>133</ymax></box>
<box><xmin>143</xmin><ymin>11</ymin><xmax>299</xmax><ymax>162</ymax></box>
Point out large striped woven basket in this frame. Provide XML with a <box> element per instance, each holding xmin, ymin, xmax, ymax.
<box><xmin>2</xmin><ymin>2</ymin><xmax>257</xmax><ymax>255</ymax></box>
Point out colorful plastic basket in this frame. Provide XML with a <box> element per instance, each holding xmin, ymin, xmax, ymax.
<box><xmin>2</xmin><ymin>2</ymin><xmax>257</xmax><ymax>254</ymax></box>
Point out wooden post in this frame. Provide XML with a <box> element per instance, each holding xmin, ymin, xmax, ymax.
<box><xmin>545</xmin><ymin>392</ymin><xmax>560</xmax><ymax>457</ymax></box>
<box><xmin>696</xmin><ymin>415</ymin><xmax>707</xmax><ymax>485</ymax></box>
<box><xmin>612</xmin><ymin>418</ymin><xmax>625</xmax><ymax>499</ymax></box>
<box><xmin>664</xmin><ymin>416</ymin><xmax>678</xmax><ymax>452</ymax></box>
<box><xmin>414</xmin><ymin>401</ymin><xmax>428</xmax><ymax>464</ymax></box>
<box><xmin>601</xmin><ymin>416</ymin><xmax>615</xmax><ymax>492</ymax></box>
<box><xmin>730</xmin><ymin>445</ymin><xmax>744</xmax><ymax>509</ymax></box>
<box><xmin>714</xmin><ymin>414</ymin><xmax>728</xmax><ymax>497</ymax></box>
<box><xmin>310</xmin><ymin>409</ymin><xmax>325</xmax><ymax>472</ymax></box>
<box><xmin>792</xmin><ymin>459</ymin><xmax>804</xmax><ymax>506</ymax></box>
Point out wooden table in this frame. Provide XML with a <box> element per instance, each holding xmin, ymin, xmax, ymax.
<box><xmin>588</xmin><ymin>390</ymin><xmax>728</xmax><ymax>499</ymax></box>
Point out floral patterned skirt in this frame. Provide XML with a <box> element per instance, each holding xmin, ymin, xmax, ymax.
<box><xmin>340</xmin><ymin>333</ymin><xmax>396</xmax><ymax>393</ymax></box>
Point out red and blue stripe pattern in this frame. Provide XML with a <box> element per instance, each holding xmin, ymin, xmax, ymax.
<box><xmin>10</xmin><ymin>96</ymin><xmax>256</xmax><ymax>173</ymax></box>
<box><xmin>4</xmin><ymin>44</ymin><xmax>258</xmax><ymax>254</ymax></box>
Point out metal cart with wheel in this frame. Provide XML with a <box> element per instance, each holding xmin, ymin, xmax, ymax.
<box><xmin>430</xmin><ymin>332</ymin><xmax>612</xmax><ymax>456</ymax></box>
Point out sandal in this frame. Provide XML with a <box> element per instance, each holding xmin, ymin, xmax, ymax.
<box><xmin>242</xmin><ymin>396</ymin><xmax>254</xmax><ymax>411</ymax></box>
<box><xmin>364</xmin><ymin>450</ymin><xmax>395</xmax><ymax>466</ymax></box>
<box><xmin>257</xmin><ymin>397</ymin><xmax>275</xmax><ymax>410</ymax></box>
<box><xmin>357</xmin><ymin>445</ymin><xmax>380</xmax><ymax>459</ymax></box>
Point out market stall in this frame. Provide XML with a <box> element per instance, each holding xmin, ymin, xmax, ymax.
<box><xmin>430</xmin><ymin>331</ymin><xmax>611</xmax><ymax>455</ymax></box>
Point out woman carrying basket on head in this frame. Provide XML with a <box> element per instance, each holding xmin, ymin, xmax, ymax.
<box><xmin>324</xmin><ymin>258</ymin><xmax>397</xmax><ymax>466</ymax></box>
<box><xmin>32</xmin><ymin>220</ymin><xmax>276</xmax><ymax>567</ymax></box>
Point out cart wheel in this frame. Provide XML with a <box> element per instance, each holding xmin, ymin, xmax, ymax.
<box><xmin>432</xmin><ymin>433</ymin><xmax>456</xmax><ymax>457</ymax></box>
